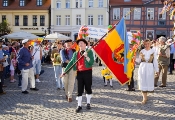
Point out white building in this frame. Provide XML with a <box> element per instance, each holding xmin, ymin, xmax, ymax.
<box><xmin>51</xmin><ymin>0</ymin><xmax>109</xmax><ymax>40</ymax></box>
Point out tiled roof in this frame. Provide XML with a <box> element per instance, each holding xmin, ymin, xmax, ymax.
<box><xmin>110</xmin><ymin>0</ymin><xmax>143</xmax><ymax>6</ymax></box>
<box><xmin>0</xmin><ymin>0</ymin><xmax>51</xmax><ymax>10</ymax></box>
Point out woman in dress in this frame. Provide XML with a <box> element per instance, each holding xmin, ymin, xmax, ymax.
<box><xmin>137</xmin><ymin>39</ymin><xmax>159</xmax><ymax>104</ymax></box>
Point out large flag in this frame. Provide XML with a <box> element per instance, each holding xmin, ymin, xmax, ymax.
<box><xmin>93</xmin><ymin>18</ymin><xmax>131</xmax><ymax>85</ymax></box>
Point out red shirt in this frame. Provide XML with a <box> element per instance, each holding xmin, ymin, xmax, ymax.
<box><xmin>77</xmin><ymin>51</ymin><xmax>92</xmax><ymax>71</ymax></box>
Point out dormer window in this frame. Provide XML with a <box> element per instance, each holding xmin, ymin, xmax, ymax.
<box><xmin>37</xmin><ymin>0</ymin><xmax>42</xmax><ymax>6</ymax></box>
<box><xmin>20</xmin><ymin>0</ymin><xmax>25</xmax><ymax>6</ymax></box>
<box><xmin>3</xmin><ymin>0</ymin><xmax>8</xmax><ymax>7</ymax></box>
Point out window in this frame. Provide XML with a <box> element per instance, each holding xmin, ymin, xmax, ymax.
<box><xmin>3</xmin><ymin>0</ymin><xmax>8</xmax><ymax>7</ymax></box>
<box><xmin>40</xmin><ymin>15</ymin><xmax>45</xmax><ymax>26</ymax></box>
<box><xmin>76</xmin><ymin>0</ymin><xmax>78</xmax><ymax>8</ymax></box>
<box><xmin>98</xmin><ymin>15</ymin><xmax>103</xmax><ymax>26</ymax></box>
<box><xmin>158</xmin><ymin>8</ymin><xmax>166</xmax><ymax>20</ymax></box>
<box><xmin>76</xmin><ymin>0</ymin><xmax>82</xmax><ymax>8</ymax></box>
<box><xmin>123</xmin><ymin>8</ymin><xmax>130</xmax><ymax>20</ymax></box>
<box><xmin>98</xmin><ymin>0</ymin><xmax>103</xmax><ymax>7</ymax></box>
<box><xmin>134</xmin><ymin>8</ymin><xmax>141</xmax><ymax>20</ymax></box>
<box><xmin>37</xmin><ymin>0</ymin><xmax>42</xmax><ymax>6</ymax></box>
<box><xmin>170</xmin><ymin>31</ymin><xmax>173</xmax><ymax>38</ymax></box>
<box><xmin>65</xmin><ymin>15</ymin><xmax>70</xmax><ymax>25</ymax></box>
<box><xmin>23</xmin><ymin>15</ymin><xmax>28</xmax><ymax>26</ymax></box>
<box><xmin>2</xmin><ymin>15</ymin><xmax>6</xmax><ymax>22</ymax></box>
<box><xmin>146</xmin><ymin>30</ymin><xmax>154</xmax><ymax>40</ymax></box>
<box><xmin>89</xmin><ymin>0</ymin><xmax>93</xmax><ymax>7</ymax></box>
<box><xmin>56</xmin><ymin>15</ymin><xmax>61</xmax><ymax>25</ymax></box>
<box><xmin>88</xmin><ymin>15</ymin><xmax>93</xmax><ymax>25</ymax></box>
<box><xmin>66</xmin><ymin>0</ymin><xmax>70</xmax><ymax>8</ymax></box>
<box><xmin>33</xmin><ymin>15</ymin><xmax>37</xmax><ymax>26</ymax></box>
<box><xmin>80</xmin><ymin>0</ymin><xmax>82</xmax><ymax>8</ymax></box>
<box><xmin>20</xmin><ymin>0</ymin><xmax>25</xmax><ymax>6</ymax></box>
<box><xmin>147</xmin><ymin>8</ymin><xmax>154</xmax><ymax>20</ymax></box>
<box><xmin>76</xmin><ymin>15</ymin><xmax>81</xmax><ymax>25</ymax></box>
<box><xmin>57</xmin><ymin>0</ymin><xmax>61</xmax><ymax>8</ymax></box>
<box><xmin>113</xmin><ymin>8</ymin><xmax>120</xmax><ymax>20</ymax></box>
<box><xmin>15</xmin><ymin>15</ymin><xmax>19</xmax><ymax>26</ymax></box>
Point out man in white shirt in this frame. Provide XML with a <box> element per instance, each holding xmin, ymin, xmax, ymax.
<box><xmin>31</xmin><ymin>41</ymin><xmax>42</xmax><ymax>83</ymax></box>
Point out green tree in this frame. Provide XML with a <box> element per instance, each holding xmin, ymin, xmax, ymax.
<box><xmin>0</xmin><ymin>20</ymin><xmax>11</xmax><ymax>36</ymax></box>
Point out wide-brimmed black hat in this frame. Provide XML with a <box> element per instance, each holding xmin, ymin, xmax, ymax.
<box><xmin>76</xmin><ymin>39</ymin><xmax>88</xmax><ymax>46</ymax></box>
<box><xmin>64</xmin><ymin>39</ymin><xmax>72</xmax><ymax>43</ymax></box>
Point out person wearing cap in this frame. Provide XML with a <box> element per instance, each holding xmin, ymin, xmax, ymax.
<box><xmin>60</xmin><ymin>39</ymin><xmax>76</xmax><ymax>102</ymax></box>
<box><xmin>166</xmin><ymin>39</ymin><xmax>175</xmax><ymax>74</ymax></box>
<box><xmin>17</xmin><ymin>39</ymin><xmax>39</xmax><ymax>94</ymax></box>
<box><xmin>154</xmin><ymin>36</ymin><xmax>170</xmax><ymax>87</ymax></box>
<box><xmin>61</xmin><ymin>39</ymin><xmax>94</xmax><ymax>113</ymax></box>
<box><xmin>0</xmin><ymin>39</ymin><xmax>6</xmax><ymax>95</ymax></box>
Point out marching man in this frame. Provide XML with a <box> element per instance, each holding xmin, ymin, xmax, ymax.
<box><xmin>61</xmin><ymin>39</ymin><xmax>94</xmax><ymax>113</ymax></box>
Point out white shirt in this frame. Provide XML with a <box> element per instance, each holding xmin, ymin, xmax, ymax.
<box><xmin>32</xmin><ymin>45</ymin><xmax>41</xmax><ymax>61</ymax></box>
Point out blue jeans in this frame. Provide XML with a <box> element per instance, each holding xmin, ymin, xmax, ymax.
<box><xmin>33</xmin><ymin>60</ymin><xmax>41</xmax><ymax>75</ymax></box>
<box><xmin>18</xmin><ymin>75</ymin><xmax>22</xmax><ymax>86</ymax></box>
<box><xmin>53</xmin><ymin>65</ymin><xmax>64</xmax><ymax>88</ymax></box>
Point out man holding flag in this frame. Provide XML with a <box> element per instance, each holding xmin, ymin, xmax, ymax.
<box><xmin>61</xmin><ymin>39</ymin><xmax>94</xmax><ymax>113</ymax></box>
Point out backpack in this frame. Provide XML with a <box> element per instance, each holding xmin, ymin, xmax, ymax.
<box><xmin>61</xmin><ymin>49</ymin><xmax>75</xmax><ymax>68</ymax></box>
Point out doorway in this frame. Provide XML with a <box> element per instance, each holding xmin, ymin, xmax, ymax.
<box><xmin>156</xmin><ymin>35</ymin><xmax>166</xmax><ymax>39</ymax></box>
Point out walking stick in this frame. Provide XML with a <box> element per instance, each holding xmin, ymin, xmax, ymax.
<box><xmin>62</xmin><ymin>8</ymin><xmax>136</xmax><ymax>75</ymax></box>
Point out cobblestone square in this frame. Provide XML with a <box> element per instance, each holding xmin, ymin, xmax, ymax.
<box><xmin>0</xmin><ymin>64</ymin><xmax>175</xmax><ymax>120</ymax></box>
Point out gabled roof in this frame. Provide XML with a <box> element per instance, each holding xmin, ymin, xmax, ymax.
<box><xmin>0</xmin><ymin>0</ymin><xmax>51</xmax><ymax>10</ymax></box>
<box><xmin>110</xmin><ymin>0</ymin><xmax>143</xmax><ymax>6</ymax></box>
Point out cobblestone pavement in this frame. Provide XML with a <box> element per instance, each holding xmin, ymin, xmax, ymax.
<box><xmin>0</xmin><ymin>64</ymin><xmax>175</xmax><ymax>120</ymax></box>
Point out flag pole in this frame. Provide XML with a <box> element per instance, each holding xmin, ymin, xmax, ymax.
<box><xmin>62</xmin><ymin>7</ymin><xmax>136</xmax><ymax>75</ymax></box>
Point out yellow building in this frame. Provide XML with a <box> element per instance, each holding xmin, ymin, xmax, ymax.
<box><xmin>51</xmin><ymin>0</ymin><xmax>109</xmax><ymax>40</ymax></box>
<box><xmin>0</xmin><ymin>0</ymin><xmax>51</xmax><ymax>37</ymax></box>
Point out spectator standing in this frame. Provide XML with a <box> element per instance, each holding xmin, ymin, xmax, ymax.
<box><xmin>51</xmin><ymin>42</ymin><xmax>64</xmax><ymax>89</ymax></box>
<box><xmin>10</xmin><ymin>53</ymin><xmax>17</xmax><ymax>83</ymax></box>
<box><xmin>31</xmin><ymin>41</ymin><xmax>42</xmax><ymax>83</ymax></box>
<box><xmin>0</xmin><ymin>39</ymin><xmax>6</xmax><ymax>95</ymax></box>
<box><xmin>17</xmin><ymin>39</ymin><xmax>39</xmax><ymax>94</ymax></box>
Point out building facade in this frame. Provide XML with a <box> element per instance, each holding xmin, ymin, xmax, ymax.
<box><xmin>51</xmin><ymin>0</ymin><xmax>109</xmax><ymax>40</ymax></box>
<box><xmin>110</xmin><ymin>0</ymin><xmax>174</xmax><ymax>40</ymax></box>
<box><xmin>0</xmin><ymin>0</ymin><xmax>51</xmax><ymax>37</ymax></box>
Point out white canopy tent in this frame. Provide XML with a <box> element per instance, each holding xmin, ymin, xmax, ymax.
<box><xmin>44</xmin><ymin>33</ymin><xmax>70</xmax><ymax>40</ymax></box>
<box><xmin>1</xmin><ymin>31</ymin><xmax>39</xmax><ymax>40</ymax></box>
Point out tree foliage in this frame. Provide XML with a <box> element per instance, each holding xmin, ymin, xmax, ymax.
<box><xmin>0</xmin><ymin>20</ymin><xmax>11</xmax><ymax>35</ymax></box>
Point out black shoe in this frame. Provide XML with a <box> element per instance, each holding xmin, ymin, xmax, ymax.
<box><xmin>86</xmin><ymin>103</ymin><xmax>91</xmax><ymax>110</ymax></box>
<box><xmin>154</xmin><ymin>85</ymin><xmax>158</xmax><ymax>87</ymax></box>
<box><xmin>168</xmin><ymin>73</ymin><xmax>173</xmax><ymax>75</ymax></box>
<box><xmin>125</xmin><ymin>88</ymin><xmax>135</xmax><ymax>91</ymax></box>
<box><xmin>75</xmin><ymin>106</ymin><xmax>82</xmax><ymax>113</ymax></box>
<box><xmin>159</xmin><ymin>85</ymin><xmax>166</xmax><ymax>87</ymax></box>
<box><xmin>110</xmin><ymin>85</ymin><xmax>113</xmax><ymax>88</ymax></box>
<box><xmin>30</xmin><ymin>87</ymin><xmax>39</xmax><ymax>91</ymax></box>
<box><xmin>22</xmin><ymin>91</ymin><xmax>29</xmax><ymax>94</ymax></box>
<box><xmin>57</xmin><ymin>88</ymin><xmax>60</xmax><ymax>90</ymax></box>
<box><xmin>104</xmin><ymin>85</ymin><xmax>107</xmax><ymax>87</ymax></box>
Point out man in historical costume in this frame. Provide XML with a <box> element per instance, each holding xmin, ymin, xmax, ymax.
<box><xmin>61</xmin><ymin>39</ymin><xmax>94</xmax><ymax>113</ymax></box>
<box><xmin>154</xmin><ymin>36</ymin><xmax>170</xmax><ymax>87</ymax></box>
<box><xmin>60</xmin><ymin>40</ymin><xmax>75</xmax><ymax>102</ymax></box>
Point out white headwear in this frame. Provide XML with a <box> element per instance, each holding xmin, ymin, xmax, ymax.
<box><xmin>158</xmin><ymin>36</ymin><xmax>166</xmax><ymax>42</ymax></box>
<box><xmin>2</xmin><ymin>45</ymin><xmax>8</xmax><ymax>48</ymax></box>
<box><xmin>22</xmin><ymin>39</ymin><xmax>29</xmax><ymax>44</ymax></box>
